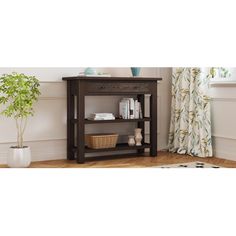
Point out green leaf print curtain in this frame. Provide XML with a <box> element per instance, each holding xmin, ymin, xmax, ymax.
<box><xmin>168</xmin><ymin>68</ymin><xmax>213</xmax><ymax>157</ymax></box>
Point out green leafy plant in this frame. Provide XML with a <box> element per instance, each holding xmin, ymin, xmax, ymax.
<box><xmin>219</xmin><ymin>67</ymin><xmax>231</xmax><ymax>78</ymax></box>
<box><xmin>208</xmin><ymin>67</ymin><xmax>231</xmax><ymax>79</ymax></box>
<box><xmin>0</xmin><ymin>72</ymin><xmax>40</xmax><ymax>148</ymax></box>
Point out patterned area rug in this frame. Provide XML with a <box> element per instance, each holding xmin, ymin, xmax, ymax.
<box><xmin>155</xmin><ymin>161</ymin><xmax>222</xmax><ymax>168</ymax></box>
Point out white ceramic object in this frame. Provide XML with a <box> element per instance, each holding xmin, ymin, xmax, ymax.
<box><xmin>128</xmin><ymin>135</ymin><xmax>135</xmax><ymax>146</ymax></box>
<box><xmin>7</xmin><ymin>146</ymin><xmax>31</xmax><ymax>168</ymax></box>
<box><xmin>134</xmin><ymin>128</ymin><xmax>143</xmax><ymax>146</ymax></box>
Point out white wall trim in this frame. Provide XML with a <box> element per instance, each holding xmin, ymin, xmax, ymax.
<box><xmin>212</xmin><ymin>135</ymin><xmax>236</xmax><ymax>161</ymax></box>
<box><xmin>211</xmin><ymin>97</ymin><xmax>236</xmax><ymax>102</ymax></box>
<box><xmin>1</xmin><ymin>132</ymin><xmax>163</xmax><ymax>145</ymax></box>
<box><xmin>0</xmin><ymin>138</ymin><xmax>66</xmax><ymax>145</ymax></box>
<box><xmin>159</xmin><ymin>146</ymin><xmax>169</xmax><ymax>151</ymax></box>
<box><xmin>0</xmin><ymin>139</ymin><xmax>67</xmax><ymax>164</ymax></box>
<box><xmin>0</xmin><ymin>135</ymin><xmax>167</xmax><ymax>164</ymax></box>
<box><xmin>213</xmin><ymin>149</ymin><xmax>236</xmax><ymax>161</ymax></box>
<box><xmin>39</xmin><ymin>97</ymin><xmax>66</xmax><ymax>100</ymax></box>
<box><xmin>212</xmin><ymin>134</ymin><xmax>236</xmax><ymax>141</ymax></box>
<box><xmin>210</xmin><ymin>81</ymin><xmax>236</xmax><ymax>87</ymax></box>
<box><xmin>40</xmin><ymin>81</ymin><xmax>65</xmax><ymax>83</ymax></box>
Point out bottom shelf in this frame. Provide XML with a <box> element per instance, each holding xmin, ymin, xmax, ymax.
<box><xmin>74</xmin><ymin>143</ymin><xmax>151</xmax><ymax>153</ymax></box>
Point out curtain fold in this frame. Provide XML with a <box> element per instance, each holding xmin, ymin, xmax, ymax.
<box><xmin>168</xmin><ymin>68</ymin><xmax>213</xmax><ymax>157</ymax></box>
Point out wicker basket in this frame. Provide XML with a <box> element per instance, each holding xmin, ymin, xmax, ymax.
<box><xmin>85</xmin><ymin>133</ymin><xmax>118</xmax><ymax>149</ymax></box>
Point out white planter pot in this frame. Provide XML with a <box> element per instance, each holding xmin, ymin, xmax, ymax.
<box><xmin>7</xmin><ymin>146</ymin><xmax>31</xmax><ymax>168</ymax></box>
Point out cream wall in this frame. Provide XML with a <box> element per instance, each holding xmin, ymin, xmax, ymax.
<box><xmin>210</xmin><ymin>84</ymin><xmax>236</xmax><ymax>161</ymax></box>
<box><xmin>0</xmin><ymin>67</ymin><xmax>172</xmax><ymax>164</ymax></box>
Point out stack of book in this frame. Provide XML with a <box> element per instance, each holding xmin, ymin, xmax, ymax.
<box><xmin>88</xmin><ymin>113</ymin><xmax>115</xmax><ymax>120</ymax></box>
<box><xmin>119</xmin><ymin>98</ymin><xmax>143</xmax><ymax>119</ymax></box>
<box><xmin>79</xmin><ymin>72</ymin><xmax>111</xmax><ymax>77</ymax></box>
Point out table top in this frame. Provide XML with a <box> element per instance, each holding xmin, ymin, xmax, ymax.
<box><xmin>62</xmin><ymin>76</ymin><xmax>162</xmax><ymax>81</ymax></box>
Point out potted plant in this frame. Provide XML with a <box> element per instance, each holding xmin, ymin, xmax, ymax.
<box><xmin>0</xmin><ymin>72</ymin><xmax>40</xmax><ymax>167</ymax></box>
<box><xmin>208</xmin><ymin>67</ymin><xmax>231</xmax><ymax>79</ymax></box>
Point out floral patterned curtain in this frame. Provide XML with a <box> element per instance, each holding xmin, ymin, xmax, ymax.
<box><xmin>168</xmin><ymin>68</ymin><xmax>213</xmax><ymax>157</ymax></box>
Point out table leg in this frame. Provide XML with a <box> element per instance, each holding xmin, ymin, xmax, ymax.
<box><xmin>150</xmin><ymin>86</ymin><xmax>157</xmax><ymax>157</ymax></box>
<box><xmin>137</xmin><ymin>94</ymin><xmax>145</xmax><ymax>154</ymax></box>
<box><xmin>77</xmin><ymin>81</ymin><xmax>85</xmax><ymax>163</ymax></box>
<box><xmin>67</xmin><ymin>81</ymin><xmax>75</xmax><ymax>160</ymax></box>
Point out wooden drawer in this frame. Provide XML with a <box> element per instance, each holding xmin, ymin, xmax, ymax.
<box><xmin>84</xmin><ymin>82</ymin><xmax>152</xmax><ymax>94</ymax></box>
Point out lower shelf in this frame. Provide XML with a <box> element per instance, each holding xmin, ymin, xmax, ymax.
<box><xmin>73</xmin><ymin>143</ymin><xmax>151</xmax><ymax>153</ymax></box>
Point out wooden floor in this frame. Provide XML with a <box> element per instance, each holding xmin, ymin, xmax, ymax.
<box><xmin>1</xmin><ymin>151</ymin><xmax>236</xmax><ymax>168</ymax></box>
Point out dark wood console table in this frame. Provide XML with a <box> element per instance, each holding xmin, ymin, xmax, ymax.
<box><xmin>62</xmin><ymin>76</ymin><xmax>162</xmax><ymax>163</ymax></box>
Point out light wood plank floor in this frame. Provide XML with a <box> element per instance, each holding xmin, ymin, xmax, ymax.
<box><xmin>1</xmin><ymin>151</ymin><xmax>236</xmax><ymax>168</ymax></box>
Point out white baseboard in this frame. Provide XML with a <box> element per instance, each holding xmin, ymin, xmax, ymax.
<box><xmin>0</xmin><ymin>139</ymin><xmax>66</xmax><ymax>164</ymax></box>
<box><xmin>1</xmin><ymin>136</ymin><xmax>235</xmax><ymax>164</ymax></box>
<box><xmin>0</xmin><ymin>136</ymin><xmax>169</xmax><ymax>164</ymax></box>
<box><xmin>212</xmin><ymin>136</ymin><xmax>236</xmax><ymax>161</ymax></box>
<box><xmin>213</xmin><ymin>150</ymin><xmax>236</xmax><ymax>162</ymax></box>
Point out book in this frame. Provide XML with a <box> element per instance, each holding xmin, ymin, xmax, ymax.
<box><xmin>123</xmin><ymin>98</ymin><xmax>130</xmax><ymax>119</ymax></box>
<box><xmin>134</xmin><ymin>100</ymin><xmax>139</xmax><ymax>119</ymax></box>
<box><xmin>90</xmin><ymin>113</ymin><xmax>114</xmax><ymax>117</ymax></box>
<box><xmin>120</xmin><ymin>98</ymin><xmax>129</xmax><ymax>119</ymax></box>
<box><xmin>79</xmin><ymin>72</ymin><xmax>111</xmax><ymax>77</ymax></box>
<box><xmin>121</xmin><ymin>98</ymin><xmax>136</xmax><ymax>119</ymax></box>
<box><xmin>85</xmin><ymin>74</ymin><xmax>111</xmax><ymax>77</ymax></box>
<box><xmin>119</xmin><ymin>100</ymin><xmax>128</xmax><ymax>119</ymax></box>
<box><xmin>129</xmin><ymin>98</ymin><xmax>135</xmax><ymax>119</ymax></box>
<box><xmin>139</xmin><ymin>102</ymin><xmax>143</xmax><ymax>119</ymax></box>
<box><xmin>88</xmin><ymin>113</ymin><xmax>115</xmax><ymax>120</ymax></box>
<box><xmin>126</xmin><ymin>99</ymin><xmax>130</xmax><ymax>119</ymax></box>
